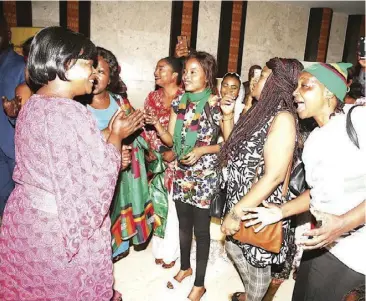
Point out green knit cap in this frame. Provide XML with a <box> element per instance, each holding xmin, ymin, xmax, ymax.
<box><xmin>302</xmin><ymin>62</ymin><xmax>352</xmax><ymax>102</ymax></box>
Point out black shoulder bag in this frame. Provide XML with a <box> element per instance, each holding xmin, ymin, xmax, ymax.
<box><xmin>204</xmin><ymin>103</ymin><xmax>227</xmax><ymax>218</ymax></box>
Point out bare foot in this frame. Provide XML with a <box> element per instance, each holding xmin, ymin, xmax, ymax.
<box><xmin>155</xmin><ymin>258</ymin><xmax>163</xmax><ymax>265</ymax></box>
<box><xmin>232</xmin><ymin>292</ymin><xmax>247</xmax><ymax>301</ymax></box>
<box><xmin>111</xmin><ymin>290</ymin><xmax>123</xmax><ymax>301</ymax></box>
<box><xmin>188</xmin><ymin>286</ymin><xmax>206</xmax><ymax>301</ymax></box>
<box><xmin>167</xmin><ymin>268</ymin><xmax>193</xmax><ymax>289</ymax></box>
<box><xmin>162</xmin><ymin>260</ymin><xmax>176</xmax><ymax>269</ymax></box>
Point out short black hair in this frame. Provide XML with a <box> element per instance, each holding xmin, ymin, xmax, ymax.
<box><xmin>185</xmin><ymin>51</ymin><xmax>217</xmax><ymax>93</ymax></box>
<box><xmin>161</xmin><ymin>56</ymin><xmax>183</xmax><ymax>85</ymax></box>
<box><xmin>348</xmin><ymin>82</ymin><xmax>363</xmax><ymax>99</ymax></box>
<box><xmin>27</xmin><ymin>26</ymin><xmax>96</xmax><ymax>88</ymax></box>
<box><xmin>96</xmin><ymin>46</ymin><xmax>127</xmax><ymax>98</ymax></box>
<box><xmin>22</xmin><ymin>36</ymin><xmax>34</xmax><ymax>58</ymax></box>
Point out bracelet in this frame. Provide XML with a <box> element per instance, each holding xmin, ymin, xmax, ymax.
<box><xmin>222</xmin><ymin>114</ymin><xmax>234</xmax><ymax>121</ymax></box>
<box><xmin>229</xmin><ymin>207</ymin><xmax>241</xmax><ymax>222</ymax></box>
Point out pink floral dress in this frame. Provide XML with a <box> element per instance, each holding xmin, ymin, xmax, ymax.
<box><xmin>0</xmin><ymin>95</ymin><xmax>121</xmax><ymax>301</ymax></box>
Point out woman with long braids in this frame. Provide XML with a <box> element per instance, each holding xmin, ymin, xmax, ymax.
<box><xmin>240</xmin><ymin>62</ymin><xmax>366</xmax><ymax>301</ymax></box>
<box><xmin>220</xmin><ymin>58</ymin><xmax>303</xmax><ymax>301</ymax></box>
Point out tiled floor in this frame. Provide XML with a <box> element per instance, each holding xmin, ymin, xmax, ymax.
<box><xmin>113</xmin><ymin>239</ymin><xmax>295</xmax><ymax>301</ymax></box>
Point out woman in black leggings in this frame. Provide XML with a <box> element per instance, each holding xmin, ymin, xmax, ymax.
<box><xmin>153</xmin><ymin>51</ymin><xmax>224</xmax><ymax>300</ymax></box>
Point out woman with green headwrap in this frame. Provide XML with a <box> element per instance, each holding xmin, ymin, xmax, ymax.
<box><xmin>239</xmin><ymin>62</ymin><xmax>366</xmax><ymax>301</ymax></box>
<box><xmin>146</xmin><ymin>51</ymin><xmax>224</xmax><ymax>301</ymax></box>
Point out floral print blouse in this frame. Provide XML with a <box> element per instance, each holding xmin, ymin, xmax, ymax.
<box><xmin>172</xmin><ymin>95</ymin><xmax>222</xmax><ymax>209</ymax></box>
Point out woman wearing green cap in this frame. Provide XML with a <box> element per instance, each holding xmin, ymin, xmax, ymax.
<box><xmin>240</xmin><ymin>62</ymin><xmax>366</xmax><ymax>300</ymax></box>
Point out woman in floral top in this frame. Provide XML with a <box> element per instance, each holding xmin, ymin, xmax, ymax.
<box><xmin>143</xmin><ymin>57</ymin><xmax>184</xmax><ymax>268</ymax></box>
<box><xmin>146</xmin><ymin>51</ymin><xmax>225</xmax><ymax>301</ymax></box>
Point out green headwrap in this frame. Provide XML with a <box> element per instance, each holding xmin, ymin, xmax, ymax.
<box><xmin>303</xmin><ymin>62</ymin><xmax>353</xmax><ymax>102</ymax></box>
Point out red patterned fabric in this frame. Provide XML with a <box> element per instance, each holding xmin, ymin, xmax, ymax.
<box><xmin>143</xmin><ymin>88</ymin><xmax>183</xmax><ymax>190</ymax></box>
<box><xmin>0</xmin><ymin>95</ymin><xmax>121</xmax><ymax>301</ymax></box>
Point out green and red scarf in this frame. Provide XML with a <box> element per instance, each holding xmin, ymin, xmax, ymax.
<box><xmin>173</xmin><ymin>88</ymin><xmax>212</xmax><ymax>159</ymax></box>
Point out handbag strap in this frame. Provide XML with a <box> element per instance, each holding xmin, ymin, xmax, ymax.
<box><xmin>346</xmin><ymin>105</ymin><xmax>362</xmax><ymax>149</ymax></box>
<box><xmin>204</xmin><ymin>101</ymin><xmax>220</xmax><ymax>145</ymax></box>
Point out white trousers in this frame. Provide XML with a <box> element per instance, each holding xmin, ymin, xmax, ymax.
<box><xmin>152</xmin><ymin>189</ymin><xmax>180</xmax><ymax>263</ymax></box>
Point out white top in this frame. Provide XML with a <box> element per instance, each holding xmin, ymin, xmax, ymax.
<box><xmin>302</xmin><ymin>104</ymin><xmax>366</xmax><ymax>275</ymax></box>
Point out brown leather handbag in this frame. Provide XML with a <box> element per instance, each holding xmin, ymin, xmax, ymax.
<box><xmin>232</xmin><ymin>161</ymin><xmax>291</xmax><ymax>254</ymax></box>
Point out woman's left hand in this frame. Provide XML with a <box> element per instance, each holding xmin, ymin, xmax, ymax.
<box><xmin>121</xmin><ymin>145</ymin><xmax>132</xmax><ymax>170</ymax></box>
<box><xmin>241</xmin><ymin>201</ymin><xmax>283</xmax><ymax>232</ymax></box>
<box><xmin>180</xmin><ymin>147</ymin><xmax>203</xmax><ymax>166</ymax></box>
<box><xmin>221</xmin><ymin>207</ymin><xmax>242</xmax><ymax>236</ymax></box>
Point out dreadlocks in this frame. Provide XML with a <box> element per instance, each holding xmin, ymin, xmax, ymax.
<box><xmin>220</xmin><ymin>57</ymin><xmax>303</xmax><ymax>164</ymax></box>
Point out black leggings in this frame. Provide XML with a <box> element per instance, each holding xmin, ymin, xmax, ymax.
<box><xmin>175</xmin><ymin>201</ymin><xmax>211</xmax><ymax>287</ymax></box>
<box><xmin>292</xmin><ymin>249</ymin><xmax>364</xmax><ymax>301</ymax></box>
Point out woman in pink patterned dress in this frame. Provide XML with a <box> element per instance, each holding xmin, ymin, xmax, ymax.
<box><xmin>144</xmin><ymin>57</ymin><xmax>184</xmax><ymax>268</ymax></box>
<box><xmin>0</xmin><ymin>27</ymin><xmax>144</xmax><ymax>301</ymax></box>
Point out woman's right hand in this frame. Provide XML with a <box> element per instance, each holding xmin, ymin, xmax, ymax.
<box><xmin>220</xmin><ymin>94</ymin><xmax>236</xmax><ymax>116</ymax></box>
<box><xmin>241</xmin><ymin>201</ymin><xmax>283</xmax><ymax>232</ymax></box>
<box><xmin>111</xmin><ymin>109</ymin><xmax>145</xmax><ymax>140</ymax></box>
<box><xmin>174</xmin><ymin>41</ymin><xmax>190</xmax><ymax>58</ymax></box>
<box><xmin>2</xmin><ymin>95</ymin><xmax>22</xmax><ymax>118</ymax></box>
<box><xmin>144</xmin><ymin>110</ymin><xmax>159</xmax><ymax>126</ymax></box>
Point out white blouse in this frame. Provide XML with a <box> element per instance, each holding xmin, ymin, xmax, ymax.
<box><xmin>302</xmin><ymin>105</ymin><xmax>366</xmax><ymax>275</ymax></box>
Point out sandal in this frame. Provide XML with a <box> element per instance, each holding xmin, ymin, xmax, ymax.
<box><xmin>231</xmin><ymin>292</ymin><xmax>246</xmax><ymax>301</ymax></box>
<box><xmin>162</xmin><ymin>260</ymin><xmax>176</xmax><ymax>269</ymax></box>
<box><xmin>167</xmin><ymin>268</ymin><xmax>193</xmax><ymax>289</ymax></box>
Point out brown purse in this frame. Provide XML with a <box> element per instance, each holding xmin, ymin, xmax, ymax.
<box><xmin>232</xmin><ymin>118</ymin><xmax>292</xmax><ymax>254</ymax></box>
<box><xmin>232</xmin><ymin>164</ymin><xmax>291</xmax><ymax>253</ymax></box>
